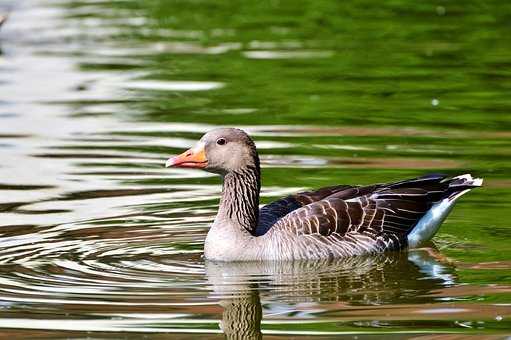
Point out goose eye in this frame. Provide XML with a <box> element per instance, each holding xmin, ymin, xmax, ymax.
<box><xmin>216</xmin><ymin>138</ymin><xmax>226</xmax><ymax>146</ymax></box>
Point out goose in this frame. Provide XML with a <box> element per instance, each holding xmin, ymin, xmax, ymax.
<box><xmin>165</xmin><ymin>128</ymin><xmax>482</xmax><ymax>261</ymax></box>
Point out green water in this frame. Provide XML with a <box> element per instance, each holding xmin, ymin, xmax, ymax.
<box><xmin>0</xmin><ymin>0</ymin><xmax>510</xmax><ymax>338</ymax></box>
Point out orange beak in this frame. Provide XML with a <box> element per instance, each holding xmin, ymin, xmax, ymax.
<box><xmin>165</xmin><ymin>144</ymin><xmax>208</xmax><ymax>169</ymax></box>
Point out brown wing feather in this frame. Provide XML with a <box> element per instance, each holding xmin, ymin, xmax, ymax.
<box><xmin>293</xmin><ymin>185</ymin><xmax>357</xmax><ymax>204</ymax></box>
<box><xmin>270</xmin><ymin>196</ymin><xmax>383</xmax><ymax>237</ymax></box>
<box><xmin>256</xmin><ymin>185</ymin><xmax>355</xmax><ymax>236</ymax></box>
<box><xmin>267</xmin><ymin>175</ymin><xmax>458</xmax><ymax>256</ymax></box>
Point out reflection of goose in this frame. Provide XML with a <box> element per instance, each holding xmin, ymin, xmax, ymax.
<box><xmin>218</xmin><ymin>287</ymin><xmax>262</xmax><ymax>340</ymax></box>
<box><xmin>206</xmin><ymin>249</ymin><xmax>456</xmax><ymax>338</ymax></box>
<box><xmin>166</xmin><ymin>128</ymin><xmax>482</xmax><ymax>261</ymax></box>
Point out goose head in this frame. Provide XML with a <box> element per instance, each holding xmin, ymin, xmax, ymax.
<box><xmin>165</xmin><ymin>128</ymin><xmax>259</xmax><ymax>175</ymax></box>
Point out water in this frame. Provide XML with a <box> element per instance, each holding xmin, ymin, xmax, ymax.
<box><xmin>0</xmin><ymin>0</ymin><xmax>510</xmax><ymax>337</ymax></box>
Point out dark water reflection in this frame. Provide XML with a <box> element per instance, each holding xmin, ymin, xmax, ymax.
<box><xmin>0</xmin><ymin>0</ymin><xmax>510</xmax><ymax>337</ymax></box>
<box><xmin>0</xmin><ymin>239</ymin><xmax>494</xmax><ymax>338</ymax></box>
<box><xmin>208</xmin><ymin>250</ymin><xmax>464</xmax><ymax>339</ymax></box>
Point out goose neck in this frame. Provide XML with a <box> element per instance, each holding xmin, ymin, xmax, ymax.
<box><xmin>218</xmin><ymin>166</ymin><xmax>260</xmax><ymax>235</ymax></box>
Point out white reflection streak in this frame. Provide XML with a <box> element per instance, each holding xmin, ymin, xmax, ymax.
<box><xmin>243</xmin><ymin>50</ymin><xmax>334</xmax><ymax>59</ymax></box>
<box><xmin>125</xmin><ymin>80</ymin><xmax>224</xmax><ymax>92</ymax></box>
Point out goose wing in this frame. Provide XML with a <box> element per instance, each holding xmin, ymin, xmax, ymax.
<box><xmin>256</xmin><ymin>185</ymin><xmax>355</xmax><ymax>236</ymax></box>
<box><xmin>266</xmin><ymin>175</ymin><xmax>472</xmax><ymax>256</ymax></box>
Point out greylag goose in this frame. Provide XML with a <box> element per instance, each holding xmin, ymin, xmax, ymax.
<box><xmin>165</xmin><ymin>128</ymin><xmax>482</xmax><ymax>261</ymax></box>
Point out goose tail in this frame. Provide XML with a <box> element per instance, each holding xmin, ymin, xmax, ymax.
<box><xmin>407</xmin><ymin>174</ymin><xmax>483</xmax><ymax>248</ymax></box>
<box><xmin>445</xmin><ymin>174</ymin><xmax>483</xmax><ymax>201</ymax></box>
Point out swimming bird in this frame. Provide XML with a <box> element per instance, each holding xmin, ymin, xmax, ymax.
<box><xmin>165</xmin><ymin>128</ymin><xmax>482</xmax><ymax>261</ymax></box>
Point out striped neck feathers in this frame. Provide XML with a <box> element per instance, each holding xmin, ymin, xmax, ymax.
<box><xmin>219</xmin><ymin>163</ymin><xmax>261</xmax><ymax>235</ymax></box>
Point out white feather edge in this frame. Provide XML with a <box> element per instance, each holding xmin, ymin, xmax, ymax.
<box><xmin>453</xmin><ymin>173</ymin><xmax>484</xmax><ymax>186</ymax></box>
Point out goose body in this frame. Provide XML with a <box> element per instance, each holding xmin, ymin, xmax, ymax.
<box><xmin>166</xmin><ymin>128</ymin><xmax>482</xmax><ymax>261</ymax></box>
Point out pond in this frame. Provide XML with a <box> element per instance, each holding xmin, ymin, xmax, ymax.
<box><xmin>0</xmin><ymin>0</ymin><xmax>510</xmax><ymax>338</ymax></box>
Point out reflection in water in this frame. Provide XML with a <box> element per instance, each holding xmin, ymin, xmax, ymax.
<box><xmin>219</xmin><ymin>286</ymin><xmax>262</xmax><ymax>339</ymax></box>
<box><xmin>206</xmin><ymin>249</ymin><xmax>455</xmax><ymax>338</ymax></box>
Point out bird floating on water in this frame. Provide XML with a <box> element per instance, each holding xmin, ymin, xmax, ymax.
<box><xmin>165</xmin><ymin>128</ymin><xmax>482</xmax><ymax>261</ymax></box>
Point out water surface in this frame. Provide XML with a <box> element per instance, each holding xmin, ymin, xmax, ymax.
<box><xmin>0</xmin><ymin>0</ymin><xmax>510</xmax><ymax>338</ymax></box>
